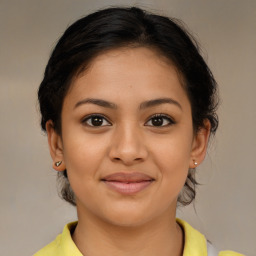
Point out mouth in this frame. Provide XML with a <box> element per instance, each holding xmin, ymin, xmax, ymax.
<box><xmin>101</xmin><ymin>172</ymin><xmax>155</xmax><ymax>195</ymax></box>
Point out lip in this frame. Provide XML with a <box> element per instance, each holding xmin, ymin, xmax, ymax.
<box><xmin>102</xmin><ymin>172</ymin><xmax>154</xmax><ymax>182</ymax></box>
<box><xmin>101</xmin><ymin>172</ymin><xmax>155</xmax><ymax>195</ymax></box>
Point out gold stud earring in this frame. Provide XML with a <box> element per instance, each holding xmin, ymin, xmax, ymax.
<box><xmin>55</xmin><ymin>161</ymin><xmax>62</xmax><ymax>167</ymax></box>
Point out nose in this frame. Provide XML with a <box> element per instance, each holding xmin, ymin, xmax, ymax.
<box><xmin>108</xmin><ymin>123</ymin><xmax>148</xmax><ymax>166</ymax></box>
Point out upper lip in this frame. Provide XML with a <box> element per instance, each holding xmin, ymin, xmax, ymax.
<box><xmin>101</xmin><ymin>172</ymin><xmax>154</xmax><ymax>182</ymax></box>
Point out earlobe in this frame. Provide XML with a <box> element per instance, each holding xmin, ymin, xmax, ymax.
<box><xmin>46</xmin><ymin>120</ymin><xmax>66</xmax><ymax>172</ymax></box>
<box><xmin>189</xmin><ymin>119</ymin><xmax>211</xmax><ymax>168</ymax></box>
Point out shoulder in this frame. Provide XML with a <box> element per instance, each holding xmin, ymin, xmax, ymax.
<box><xmin>218</xmin><ymin>251</ymin><xmax>245</xmax><ymax>256</ymax></box>
<box><xmin>176</xmin><ymin>218</ymin><xmax>245</xmax><ymax>256</ymax></box>
<box><xmin>33</xmin><ymin>222</ymin><xmax>82</xmax><ymax>256</ymax></box>
<box><xmin>33</xmin><ymin>234</ymin><xmax>61</xmax><ymax>256</ymax></box>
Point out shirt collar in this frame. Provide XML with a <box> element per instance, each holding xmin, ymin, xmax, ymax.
<box><xmin>59</xmin><ymin>219</ymin><xmax>207</xmax><ymax>256</ymax></box>
<box><xmin>176</xmin><ymin>218</ymin><xmax>207</xmax><ymax>256</ymax></box>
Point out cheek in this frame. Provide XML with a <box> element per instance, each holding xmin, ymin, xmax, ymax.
<box><xmin>152</xmin><ymin>129</ymin><xmax>192</xmax><ymax>167</ymax></box>
<box><xmin>150</xmin><ymin>132</ymin><xmax>193</xmax><ymax>193</ymax></box>
<box><xmin>62</xmin><ymin>136</ymin><xmax>108</xmax><ymax>209</ymax></box>
<box><xmin>62</xmin><ymin>132</ymin><xmax>109</xmax><ymax>185</ymax></box>
<box><xmin>158</xmin><ymin>148</ymin><xmax>189</xmax><ymax>188</ymax></box>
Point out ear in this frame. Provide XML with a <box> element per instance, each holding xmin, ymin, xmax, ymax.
<box><xmin>189</xmin><ymin>119</ymin><xmax>211</xmax><ymax>169</ymax></box>
<box><xmin>46</xmin><ymin>120</ymin><xmax>66</xmax><ymax>171</ymax></box>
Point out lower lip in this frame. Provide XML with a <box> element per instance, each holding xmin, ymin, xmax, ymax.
<box><xmin>103</xmin><ymin>180</ymin><xmax>153</xmax><ymax>195</ymax></box>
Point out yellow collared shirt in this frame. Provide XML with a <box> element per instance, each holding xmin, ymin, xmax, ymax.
<box><xmin>34</xmin><ymin>219</ymin><xmax>244</xmax><ymax>256</ymax></box>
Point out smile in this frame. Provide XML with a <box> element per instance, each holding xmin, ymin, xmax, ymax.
<box><xmin>101</xmin><ymin>172</ymin><xmax>155</xmax><ymax>195</ymax></box>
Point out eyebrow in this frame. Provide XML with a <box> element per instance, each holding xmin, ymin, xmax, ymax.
<box><xmin>139</xmin><ymin>98</ymin><xmax>182</xmax><ymax>110</ymax></box>
<box><xmin>74</xmin><ymin>98</ymin><xmax>117</xmax><ymax>109</ymax></box>
<box><xmin>74</xmin><ymin>97</ymin><xmax>182</xmax><ymax>110</ymax></box>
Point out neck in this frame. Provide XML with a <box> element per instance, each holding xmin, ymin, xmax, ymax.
<box><xmin>72</xmin><ymin>208</ymin><xmax>184</xmax><ymax>256</ymax></box>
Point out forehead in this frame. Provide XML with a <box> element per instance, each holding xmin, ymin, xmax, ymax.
<box><xmin>65</xmin><ymin>47</ymin><xmax>189</xmax><ymax>109</ymax></box>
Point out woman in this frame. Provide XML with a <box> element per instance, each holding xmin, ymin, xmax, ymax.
<box><xmin>34</xmin><ymin>7</ymin><xmax>243</xmax><ymax>256</ymax></box>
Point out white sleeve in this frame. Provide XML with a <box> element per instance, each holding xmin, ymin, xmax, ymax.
<box><xmin>207</xmin><ymin>241</ymin><xmax>219</xmax><ymax>256</ymax></box>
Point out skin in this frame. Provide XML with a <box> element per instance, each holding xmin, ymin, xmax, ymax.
<box><xmin>46</xmin><ymin>47</ymin><xmax>210</xmax><ymax>256</ymax></box>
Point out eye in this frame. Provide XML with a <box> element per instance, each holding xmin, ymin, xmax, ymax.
<box><xmin>145</xmin><ymin>114</ymin><xmax>175</xmax><ymax>127</ymax></box>
<box><xmin>82</xmin><ymin>114</ymin><xmax>111</xmax><ymax>127</ymax></box>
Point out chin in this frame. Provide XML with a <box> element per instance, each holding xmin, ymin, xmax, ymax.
<box><xmin>106</xmin><ymin>215</ymin><xmax>150</xmax><ymax>228</ymax></box>
<box><xmin>99</xmin><ymin>205</ymin><xmax>157</xmax><ymax>228</ymax></box>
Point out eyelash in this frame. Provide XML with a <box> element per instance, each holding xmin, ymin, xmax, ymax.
<box><xmin>82</xmin><ymin>114</ymin><xmax>111</xmax><ymax>127</ymax></box>
<box><xmin>145</xmin><ymin>114</ymin><xmax>175</xmax><ymax>127</ymax></box>
<box><xmin>82</xmin><ymin>114</ymin><xmax>175</xmax><ymax>127</ymax></box>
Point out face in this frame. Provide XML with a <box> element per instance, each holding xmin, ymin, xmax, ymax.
<box><xmin>47</xmin><ymin>47</ymin><xmax>209</xmax><ymax>227</ymax></box>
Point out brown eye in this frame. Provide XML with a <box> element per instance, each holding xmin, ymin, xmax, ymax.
<box><xmin>83</xmin><ymin>115</ymin><xmax>111</xmax><ymax>127</ymax></box>
<box><xmin>145</xmin><ymin>114</ymin><xmax>175</xmax><ymax>127</ymax></box>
